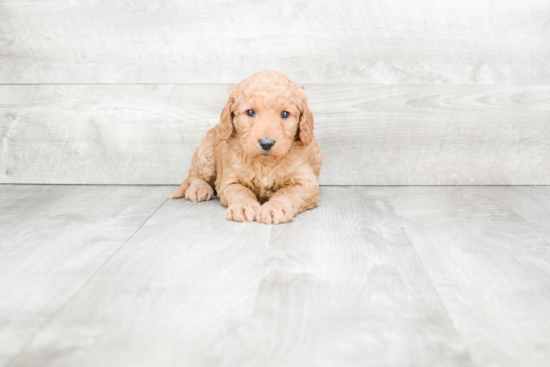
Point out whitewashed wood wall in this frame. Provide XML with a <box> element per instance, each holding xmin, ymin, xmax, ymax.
<box><xmin>1</xmin><ymin>0</ymin><xmax>549</xmax><ymax>185</ymax></box>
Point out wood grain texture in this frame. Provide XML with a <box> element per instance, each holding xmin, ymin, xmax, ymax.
<box><xmin>386</xmin><ymin>186</ymin><xmax>550</xmax><ymax>367</ymax></box>
<box><xmin>206</xmin><ymin>187</ymin><xmax>472</xmax><ymax>367</ymax></box>
<box><xmin>0</xmin><ymin>0</ymin><xmax>549</xmax><ymax>84</ymax></box>
<box><xmin>0</xmin><ymin>185</ymin><xmax>171</xmax><ymax>367</ymax></box>
<box><xmin>9</xmin><ymin>187</ymin><xmax>473</xmax><ymax>367</ymax></box>
<box><xmin>1</xmin><ymin>84</ymin><xmax>549</xmax><ymax>185</ymax></box>
<box><xmin>492</xmin><ymin>186</ymin><xmax>550</xmax><ymax>241</ymax></box>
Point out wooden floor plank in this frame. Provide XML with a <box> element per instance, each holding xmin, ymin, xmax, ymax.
<box><xmin>205</xmin><ymin>187</ymin><xmax>473</xmax><ymax>367</ymax></box>
<box><xmin>8</xmin><ymin>193</ymin><xmax>274</xmax><ymax>367</ymax></box>
<box><xmin>386</xmin><ymin>186</ymin><xmax>550</xmax><ymax>367</ymax></box>
<box><xmin>491</xmin><ymin>186</ymin><xmax>550</xmax><ymax>241</ymax></box>
<box><xmin>9</xmin><ymin>187</ymin><xmax>472</xmax><ymax>367</ymax></box>
<box><xmin>0</xmin><ymin>185</ymin><xmax>171</xmax><ymax>367</ymax></box>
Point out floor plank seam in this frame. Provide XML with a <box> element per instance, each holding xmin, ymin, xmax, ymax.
<box><xmin>205</xmin><ymin>223</ymin><xmax>274</xmax><ymax>350</ymax></box>
<box><xmin>406</xmin><ymin>233</ymin><xmax>480</xmax><ymax>367</ymax></box>
<box><xmin>498</xmin><ymin>198</ymin><xmax>550</xmax><ymax>250</ymax></box>
<box><xmin>2</xmin><ymin>185</ymin><xmax>54</xmax><ymax>211</ymax></box>
<box><xmin>387</xmin><ymin>207</ymin><xmax>480</xmax><ymax>367</ymax></box>
<box><xmin>4</xmin><ymin>196</ymin><xmax>170</xmax><ymax>367</ymax></box>
<box><xmin>487</xmin><ymin>192</ymin><xmax>550</xmax><ymax>314</ymax></box>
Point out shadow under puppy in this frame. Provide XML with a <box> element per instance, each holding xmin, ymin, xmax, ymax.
<box><xmin>171</xmin><ymin>70</ymin><xmax>323</xmax><ymax>224</ymax></box>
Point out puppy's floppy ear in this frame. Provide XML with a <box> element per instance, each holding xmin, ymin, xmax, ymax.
<box><xmin>297</xmin><ymin>86</ymin><xmax>314</xmax><ymax>146</ymax></box>
<box><xmin>218</xmin><ymin>85</ymin><xmax>236</xmax><ymax>140</ymax></box>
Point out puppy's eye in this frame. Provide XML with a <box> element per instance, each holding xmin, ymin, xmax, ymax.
<box><xmin>246</xmin><ymin>109</ymin><xmax>255</xmax><ymax>117</ymax></box>
<box><xmin>281</xmin><ymin>111</ymin><xmax>290</xmax><ymax>119</ymax></box>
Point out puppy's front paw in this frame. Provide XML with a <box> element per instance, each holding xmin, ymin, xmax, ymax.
<box><xmin>227</xmin><ymin>201</ymin><xmax>261</xmax><ymax>222</ymax></box>
<box><xmin>256</xmin><ymin>201</ymin><xmax>297</xmax><ymax>225</ymax></box>
<box><xmin>171</xmin><ymin>181</ymin><xmax>190</xmax><ymax>199</ymax></box>
<box><xmin>185</xmin><ymin>180</ymin><xmax>214</xmax><ymax>202</ymax></box>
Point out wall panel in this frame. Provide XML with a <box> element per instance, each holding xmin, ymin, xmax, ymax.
<box><xmin>0</xmin><ymin>0</ymin><xmax>548</xmax><ymax>84</ymax></box>
<box><xmin>1</xmin><ymin>84</ymin><xmax>548</xmax><ymax>185</ymax></box>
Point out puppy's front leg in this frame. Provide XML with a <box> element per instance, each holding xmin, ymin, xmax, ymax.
<box><xmin>257</xmin><ymin>179</ymin><xmax>320</xmax><ymax>225</ymax></box>
<box><xmin>221</xmin><ymin>183</ymin><xmax>261</xmax><ymax>222</ymax></box>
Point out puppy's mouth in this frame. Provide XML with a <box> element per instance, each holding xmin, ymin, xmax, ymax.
<box><xmin>257</xmin><ymin>152</ymin><xmax>279</xmax><ymax>161</ymax></box>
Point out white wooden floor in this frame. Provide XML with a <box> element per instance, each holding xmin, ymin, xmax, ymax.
<box><xmin>1</xmin><ymin>185</ymin><xmax>549</xmax><ymax>367</ymax></box>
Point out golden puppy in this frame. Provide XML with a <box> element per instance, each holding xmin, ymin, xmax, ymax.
<box><xmin>171</xmin><ymin>70</ymin><xmax>323</xmax><ymax>224</ymax></box>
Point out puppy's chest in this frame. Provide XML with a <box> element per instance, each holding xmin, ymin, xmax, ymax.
<box><xmin>245</xmin><ymin>174</ymin><xmax>287</xmax><ymax>203</ymax></box>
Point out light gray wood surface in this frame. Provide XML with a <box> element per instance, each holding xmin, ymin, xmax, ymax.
<box><xmin>6</xmin><ymin>186</ymin><xmax>472</xmax><ymax>367</ymax></box>
<box><xmin>492</xmin><ymin>186</ymin><xmax>550</xmax><ymax>241</ymax></box>
<box><xmin>2</xmin><ymin>84</ymin><xmax>549</xmax><ymax>185</ymax></box>
<box><xmin>0</xmin><ymin>185</ymin><xmax>171</xmax><ymax>367</ymax></box>
<box><xmin>1</xmin><ymin>0</ymin><xmax>548</xmax><ymax>84</ymax></box>
<box><xmin>2</xmin><ymin>185</ymin><xmax>550</xmax><ymax>366</ymax></box>
<box><xmin>386</xmin><ymin>186</ymin><xmax>550</xmax><ymax>367</ymax></box>
<box><xmin>1</xmin><ymin>0</ymin><xmax>549</xmax><ymax>185</ymax></box>
<box><xmin>204</xmin><ymin>187</ymin><xmax>470</xmax><ymax>366</ymax></box>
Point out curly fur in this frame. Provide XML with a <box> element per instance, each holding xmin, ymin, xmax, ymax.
<box><xmin>171</xmin><ymin>70</ymin><xmax>323</xmax><ymax>224</ymax></box>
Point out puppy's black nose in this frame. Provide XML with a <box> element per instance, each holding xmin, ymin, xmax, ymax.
<box><xmin>259</xmin><ymin>138</ymin><xmax>275</xmax><ymax>151</ymax></box>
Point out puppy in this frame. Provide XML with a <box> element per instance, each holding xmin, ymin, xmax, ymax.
<box><xmin>171</xmin><ymin>70</ymin><xmax>323</xmax><ymax>224</ymax></box>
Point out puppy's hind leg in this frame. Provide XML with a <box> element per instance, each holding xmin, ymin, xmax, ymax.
<box><xmin>171</xmin><ymin>129</ymin><xmax>217</xmax><ymax>201</ymax></box>
<box><xmin>171</xmin><ymin>179</ymin><xmax>214</xmax><ymax>202</ymax></box>
<box><xmin>183</xmin><ymin>179</ymin><xmax>214</xmax><ymax>202</ymax></box>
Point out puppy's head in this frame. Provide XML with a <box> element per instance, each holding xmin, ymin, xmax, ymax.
<box><xmin>218</xmin><ymin>70</ymin><xmax>314</xmax><ymax>161</ymax></box>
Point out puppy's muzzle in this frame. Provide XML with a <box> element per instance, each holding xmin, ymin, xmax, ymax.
<box><xmin>259</xmin><ymin>138</ymin><xmax>275</xmax><ymax>151</ymax></box>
